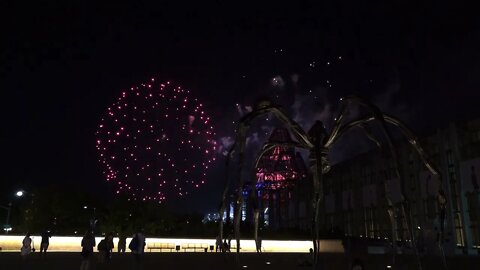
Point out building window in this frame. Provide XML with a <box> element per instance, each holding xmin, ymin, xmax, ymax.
<box><xmin>365</xmin><ymin>206</ymin><xmax>376</xmax><ymax>238</ymax></box>
<box><xmin>264</xmin><ymin>206</ymin><xmax>269</xmax><ymax>227</ymax></box>
<box><xmin>241</xmin><ymin>201</ymin><xmax>247</xmax><ymax>222</ymax></box>
<box><xmin>454</xmin><ymin>213</ymin><xmax>465</xmax><ymax>247</ymax></box>
<box><xmin>466</xmin><ymin>193</ymin><xmax>480</xmax><ymax>248</ymax></box>
<box><xmin>449</xmin><ymin>168</ymin><xmax>466</xmax><ymax>247</ymax></box>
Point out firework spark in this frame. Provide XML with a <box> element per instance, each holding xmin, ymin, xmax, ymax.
<box><xmin>96</xmin><ymin>79</ymin><xmax>217</xmax><ymax>202</ymax></box>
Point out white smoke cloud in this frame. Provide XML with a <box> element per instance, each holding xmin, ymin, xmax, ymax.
<box><xmin>188</xmin><ymin>115</ymin><xmax>195</xmax><ymax>126</ymax></box>
<box><xmin>217</xmin><ymin>136</ymin><xmax>235</xmax><ymax>156</ymax></box>
<box><xmin>291</xmin><ymin>89</ymin><xmax>335</xmax><ymax>131</ymax></box>
<box><xmin>373</xmin><ymin>71</ymin><xmax>414</xmax><ymax>123</ymax></box>
<box><xmin>246</xmin><ymin>132</ymin><xmax>260</xmax><ymax>146</ymax></box>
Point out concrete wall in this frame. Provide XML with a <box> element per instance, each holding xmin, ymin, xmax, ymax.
<box><xmin>0</xmin><ymin>235</ymin><xmax>344</xmax><ymax>253</ymax></box>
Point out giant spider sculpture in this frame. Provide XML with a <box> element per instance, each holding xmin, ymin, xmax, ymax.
<box><xmin>218</xmin><ymin>96</ymin><xmax>447</xmax><ymax>270</ymax></box>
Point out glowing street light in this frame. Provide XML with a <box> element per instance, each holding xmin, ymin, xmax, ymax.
<box><xmin>83</xmin><ymin>205</ymin><xmax>97</xmax><ymax>232</ymax></box>
<box><xmin>14</xmin><ymin>189</ymin><xmax>35</xmax><ymax>232</ymax></box>
<box><xmin>1</xmin><ymin>202</ymin><xmax>12</xmax><ymax>234</ymax></box>
<box><xmin>2</xmin><ymin>190</ymin><xmax>27</xmax><ymax>234</ymax></box>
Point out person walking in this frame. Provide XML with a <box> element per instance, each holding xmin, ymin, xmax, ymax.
<box><xmin>97</xmin><ymin>234</ymin><xmax>114</xmax><ymax>263</ymax></box>
<box><xmin>20</xmin><ymin>233</ymin><xmax>32</xmax><ymax>258</ymax></box>
<box><xmin>106</xmin><ymin>234</ymin><xmax>114</xmax><ymax>260</ymax></box>
<box><xmin>222</xmin><ymin>238</ymin><xmax>229</xmax><ymax>253</ymax></box>
<box><xmin>129</xmin><ymin>229</ymin><xmax>146</xmax><ymax>267</ymax></box>
<box><xmin>40</xmin><ymin>230</ymin><xmax>51</xmax><ymax>256</ymax></box>
<box><xmin>227</xmin><ymin>234</ymin><xmax>233</xmax><ymax>252</ymax></box>
<box><xmin>215</xmin><ymin>235</ymin><xmax>222</xmax><ymax>252</ymax></box>
<box><xmin>80</xmin><ymin>231</ymin><xmax>96</xmax><ymax>270</ymax></box>
<box><xmin>118</xmin><ymin>233</ymin><xmax>127</xmax><ymax>253</ymax></box>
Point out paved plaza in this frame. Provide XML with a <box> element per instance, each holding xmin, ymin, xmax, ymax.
<box><xmin>1</xmin><ymin>252</ymin><xmax>479</xmax><ymax>270</ymax></box>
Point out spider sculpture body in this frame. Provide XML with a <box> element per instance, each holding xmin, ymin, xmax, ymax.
<box><xmin>219</xmin><ymin>96</ymin><xmax>447</xmax><ymax>270</ymax></box>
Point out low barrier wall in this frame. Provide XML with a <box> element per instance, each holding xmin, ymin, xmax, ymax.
<box><xmin>0</xmin><ymin>235</ymin><xmax>344</xmax><ymax>253</ymax></box>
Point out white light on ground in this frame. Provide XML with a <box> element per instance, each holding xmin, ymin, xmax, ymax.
<box><xmin>266</xmin><ymin>261</ymin><xmax>271</xmax><ymax>265</ymax></box>
<box><xmin>242</xmin><ymin>266</ymin><xmax>248</xmax><ymax>268</ymax></box>
<box><xmin>387</xmin><ymin>266</ymin><xmax>392</xmax><ymax>269</ymax></box>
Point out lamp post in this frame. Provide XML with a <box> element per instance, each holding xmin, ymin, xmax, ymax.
<box><xmin>16</xmin><ymin>189</ymin><xmax>35</xmax><ymax>231</ymax></box>
<box><xmin>84</xmin><ymin>205</ymin><xmax>97</xmax><ymax>233</ymax></box>
<box><xmin>1</xmin><ymin>202</ymin><xmax>12</xmax><ymax>234</ymax></box>
<box><xmin>1</xmin><ymin>190</ymin><xmax>26</xmax><ymax>234</ymax></box>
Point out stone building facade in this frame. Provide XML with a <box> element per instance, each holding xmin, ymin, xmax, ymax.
<box><xmin>321</xmin><ymin>119</ymin><xmax>480</xmax><ymax>255</ymax></box>
<box><xmin>244</xmin><ymin>119</ymin><xmax>480</xmax><ymax>255</ymax></box>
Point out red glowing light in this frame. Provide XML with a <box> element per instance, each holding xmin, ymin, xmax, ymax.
<box><xmin>256</xmin><ymin>128</ymin><xmax>307</xmax><ymax>191</ymax></box>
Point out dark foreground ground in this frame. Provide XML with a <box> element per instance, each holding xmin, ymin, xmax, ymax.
<box><xmin>1</xmin><ymin>252</ymin><xmax>479</xmax><ymax>270</ymax></box>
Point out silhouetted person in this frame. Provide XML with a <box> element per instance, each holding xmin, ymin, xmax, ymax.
<box><xmin>98</xmin><ymin>234</ymin><xmax>114</xmax><ymax>262</ymax></box>
<box><xmin>223</xmin><ymin>238</ymin><xmax>229</xmax><ymax>252</ymax></box>
<box><xmin>80</xmin><ymin>231</ymin><xmax>96</xmax><ymax>270</ymax></box>
<box><xmin>129</xmin><ymin>229</ymin><xmax>146</xmax><ymax>266</ymax></box>
<box><xmin>118</xmin><ymin>233</ymin><xmax>127</xmax><ymax>253</ymax></box>
<box><xmin>40</xmin><ymin>230</ymin><xmax>51</xmax><ymax>255</ymax></box>
<box><xmin>227</xmin><ymin>234</ymin><xmax>233</xmax><ymax>252</ymax></box>
<box><xmin>297</xmin><ymin>248</ymin><xmax>313</xmax><ymax>267</ymax></box>
<box><xmin>21</xmin><ymin>233</ymin><xmax>32</xmax><ymax>258</ymax></box>
<box><xmin>215</xmin><ymin>235</ymin><xmax>222</xmax><ymax>252</ymax></box>
<box><xmin>472</xmin><ymin>166</ymin><xmax>479</xmax><ymax>191</ymax></box>
<box><xmin>108</xmin><ymin>234</ymin><xmax>114</xmax><ymax>258</ymax></box>
<box><xmin>97</xmin><ymin>237</ymin><xmax>106</xmax><ymax>261</ymax></box>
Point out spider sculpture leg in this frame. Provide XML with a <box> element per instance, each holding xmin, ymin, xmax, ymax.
<box><xmin>218</xmin><ymin>151</ymin><xmax>234</xmax><ymax>245</ymax></box>
<box><xmin>326</xmin><ymin>98</ymin><xmax>406</xmax><ymax>267</ymax></box>
<box><xmin>308</xmin><ymin>121</ymin><xmax>329</xmax><ymax>268</ymax></box>
<box><xmin>220</xmin><ymin>103</ymin><xmax>314</xmax><ymax>257</ymax></box>
<box><xmin>250</xmin><ymin>185</ymin><xmax>261</xmax><ymax>253</ymax></box>
<box><xmin>327</xmin><ymin>100</ymin><xmax>445</xmax><ymax>270</ymax></box>
<box><xmin>251</xmin><ymin>144</ymin><xmax>276</xmax><ymax>254</ymax></box>
<box><xmin>356</xmin><ymin>123</ymin><xmax>405</xmax><ymax>267</ymax></box>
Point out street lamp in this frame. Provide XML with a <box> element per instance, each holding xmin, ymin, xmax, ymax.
<box><xmin>15</xmin><ymin>189</ymin><xmax>35</xmax><ymax>233</ymax></box>
<box><xmin>1</xmin><ymin>190</ymin><xmax>27</xmax><ymax>234</ymax></box>
<box><xmin>83</xmin><ymin>205</ymin><xmax>97</xmax><ymax>233</ymax></box>
<box><xmin>1</xmin><ymin>202</ymin><xmax>12</xmax><ymax>234</ymax></box>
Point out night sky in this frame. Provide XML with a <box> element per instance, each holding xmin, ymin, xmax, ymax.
<box><xmin>2</xmin><ymin>2</ymin><xmax>479</xmax><ymax>213</ymax></box>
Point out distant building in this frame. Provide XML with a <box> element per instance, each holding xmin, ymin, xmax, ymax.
<box><xmin>202</xmin><ymin>212</ymin><xmax>221</xmax><ymax>224</ymax></box>
<box><xmin>242</xmin><ymin>128</ymin><xmax>311</xmax><ymax>231</ymax></box>
<box><xmin>321</xmin><ymin>119</ymin><xmax>480</xmax><ymax>255</ymax></box>
<box><xmin>242</xmin><ymin>119</ymin><xmax>480</xmax><ymax>255</ymax></box>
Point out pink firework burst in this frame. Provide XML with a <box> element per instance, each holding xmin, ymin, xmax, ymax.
<box><xmin>95</xmin><ymin>79</ymin><xmax>217</xmax><ymax>202</ymax></box>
